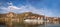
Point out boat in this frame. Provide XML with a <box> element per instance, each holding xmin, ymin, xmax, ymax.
<box><xmin>24</xmin><ymin>18</ymin><xmax>44</xmax><ymax>25</ymax></box>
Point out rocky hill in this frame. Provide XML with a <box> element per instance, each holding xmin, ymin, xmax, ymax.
<box><xmin>0</xmin><ymin>12</ymin><xmax>44</xmax><ymax>18</ymax></box>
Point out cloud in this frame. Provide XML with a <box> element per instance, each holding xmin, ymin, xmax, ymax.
<box><xmin>12</xmin><ymin>5</ymin><xmax>53</xmax><ymax>17</ymax></box>
<box><xmin>7</xmin><ymin>2</ymin><xmax>13</xmax><ymax>5</ymax></box>
<box><xmin>7</xmin><ymin>2</ymin><xmax>21</xmax><ymax>10</ymax></box>
<box><xmin>0</xmin><ymin>2</ymin><xmax>22</xmax><ymax>12</ymax></box>
<box><xmin>0</xmin><ymin>2</ymin><xmax>58</xmax><ymax>17</ymax></box>
<box><xmin>8</xmin><ymin>6</ymin><xmax>21</xmax><ymax>10</ymax></box>
<box><xmin>0</xmin><ymin>4</ymin><xmax>53</xmax><ymax>17</ymax></box>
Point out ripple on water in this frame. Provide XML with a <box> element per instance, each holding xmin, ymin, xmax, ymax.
<box><xmin>46</xmin><ymin>24</ymin><xmax>60</xmax><ymax>27</ymax></box>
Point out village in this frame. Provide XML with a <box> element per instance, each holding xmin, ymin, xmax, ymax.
<box><xmin>0</xmin><ymin>12</ymin><xmax>60</xmax><ymax>27</ymax></box>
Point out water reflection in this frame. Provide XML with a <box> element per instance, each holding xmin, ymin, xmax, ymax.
<box><xmin>46</xmin><ymin>21</ymin><xmax>60</xmax><ymax>27</ymax></box>
<box><xmin>12</xmin><ymin>20</ymin><xmax>45</xmax><ymax>27</ymax></box>
<box><xmin>0</xmin><ymin>21</ymin><xmax>60</xmax><ymax>27</ymax></box>
<box><xmin>46</xmin><ymin>21</ymin><xmax>60</xmax><ymax>24</ymax></box>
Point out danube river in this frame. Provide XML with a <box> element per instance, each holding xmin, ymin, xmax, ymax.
<box><xmin>0</xmin><ymin>22</ymin><xmax>60</xmax><ymax>27</ymax></box>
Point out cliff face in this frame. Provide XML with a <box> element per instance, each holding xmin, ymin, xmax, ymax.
<box><xmin>0</xmin><ymin>12</ymin><xmax>16</xmax><ymax>18</ymax></box>
<box><xmin>0</xmin><ymin>13</ymin><xmax>7</xmax><ymax>18</ymax></box>
<box><xmin>0</xmin><ymin>12</ymin><xmax>60</xmax><ymax>19</ymax></box>
<box><xmin>0</xmin><ymin>12</ymin><xmax>44</xmax><ymax>18</ymax></box>
<box><xmin>0</xmin><ymin>12</ymin><xmax>45</xmax><ymax>25</ymax></box>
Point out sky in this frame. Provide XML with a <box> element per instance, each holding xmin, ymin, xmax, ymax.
<box><xmin>0</xmin><ymin>0</ymin><xmax>60</xmax><ymax>17</ymax></box>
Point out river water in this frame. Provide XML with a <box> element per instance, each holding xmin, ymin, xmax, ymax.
<box><xmin>0</xmin><ymin>22</ymin><xmax>60</xmax><ymax>27</ymax></box>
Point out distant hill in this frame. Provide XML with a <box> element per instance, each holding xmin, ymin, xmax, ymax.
<box><xmin>0</xmin><ymin>12</ymin><xmax>44</xmax><ymax>18</ymax></box>
<box><xmin>0</xmin><ymin>12</ymin><xmax>60</xmax><ymax>19</ymax></box>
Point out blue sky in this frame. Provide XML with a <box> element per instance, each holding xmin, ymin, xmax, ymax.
<box><xmin>0</xmin><ymin>0</ymin><xmax>60</xmax><ymax>17</ymax></box>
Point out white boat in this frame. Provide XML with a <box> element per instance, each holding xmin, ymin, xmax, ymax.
<box><xmin>24</xmin><ymin>18</ymin><xmax>44</xmax><ymax>25</ymax></box>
